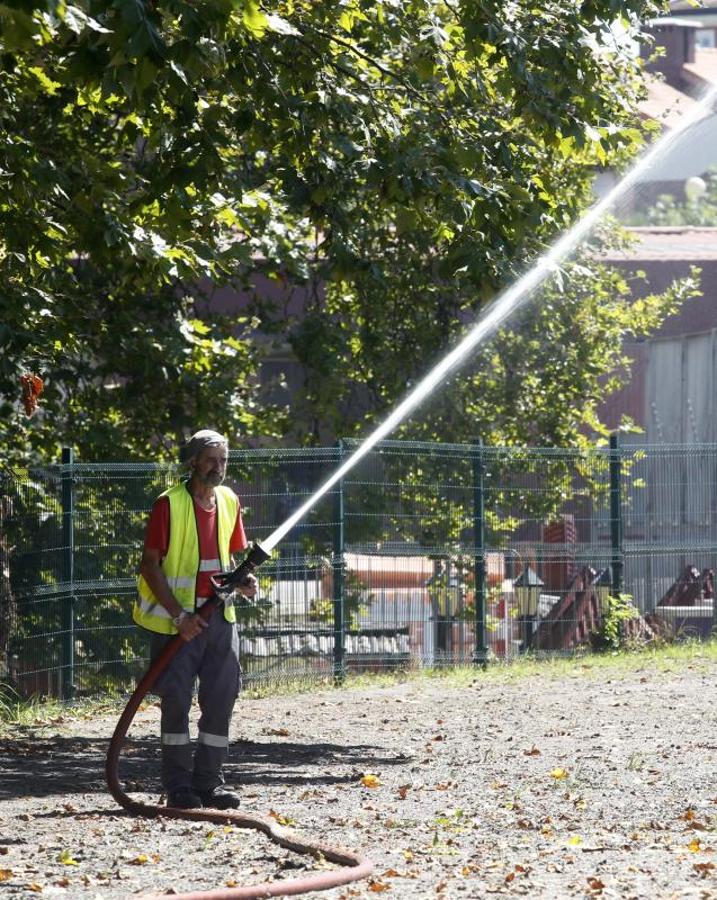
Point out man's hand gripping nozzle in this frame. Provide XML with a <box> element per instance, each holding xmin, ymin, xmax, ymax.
<box><xmin>210</xmin><ymin>541</ymin><xmax>271</xmax><ymax>605</ymax></box>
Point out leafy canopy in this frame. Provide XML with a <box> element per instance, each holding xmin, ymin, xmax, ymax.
<box><xmin>0</xmin><ymin>0</ymin><xmax>677</xmax><ymax>464</ymax></box>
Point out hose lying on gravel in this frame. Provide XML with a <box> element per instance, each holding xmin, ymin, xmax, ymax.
<box><xmin>105</xmin><ymin>593</ymin><xmax>374</xmax><ymax>900</ymax></box>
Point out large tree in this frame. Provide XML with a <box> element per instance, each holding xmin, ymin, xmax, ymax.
<box><xmin>0</xmin><ymin>0</ymin><xmax>680</xmax><ymax>464</ymax></box>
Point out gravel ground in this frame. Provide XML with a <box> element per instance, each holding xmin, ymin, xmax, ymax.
<box><xmin>2</xmin><ymin>656</ymin><xmax>717</xmax><ymax>899</ymax></box>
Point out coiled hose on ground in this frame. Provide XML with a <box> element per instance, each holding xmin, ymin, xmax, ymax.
<box><xmin>105</xmin><ymin>551</ymin><xmax>373</xmax><ymax>900</ymax></box>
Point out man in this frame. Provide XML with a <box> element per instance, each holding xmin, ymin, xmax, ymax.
<box><xmin>134</xmin><ymin>429</ymin><xmax>257</xmax><ymax>810</ymax></box>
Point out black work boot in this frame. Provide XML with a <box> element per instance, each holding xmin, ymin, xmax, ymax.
<box><xmin>196</xmin><ymin>787</ymin><xmax>240</xmax><ymax>810</ymax></box>
<box><xmin>167</xmin><ymin>788</ymin><xmax>203</xmax><ymax>809</ymax></box>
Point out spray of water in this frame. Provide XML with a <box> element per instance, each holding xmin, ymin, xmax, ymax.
<box><xmin>261</xmin><ymin>82</ymin><xmax>717</xmax><ymax>554</ymax></box>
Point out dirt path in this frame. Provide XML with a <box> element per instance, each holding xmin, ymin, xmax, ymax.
<box><xmin>2</xmin><ymin>657</ymin><xmax>717</xmax><ymax>899</ymax></box>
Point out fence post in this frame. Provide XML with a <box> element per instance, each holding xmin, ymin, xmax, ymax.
<box><xmin>472</xmin><ymin>439</ymin><xmax>488</xmax><ymax>664</ymax></box>
<box><xmin>61</xmin><ymin>447</ymin><xmax>75</xmax><ymax>700</ymax></box>
<box><xmin>332</xmin><ymin>440</ymin><xmax>345</xmax><ymax>682</ymax></box>
<box><xmin>609</xmin><ymin>434</ymin><xmax>624</xmax><ymax>599</ymax></box>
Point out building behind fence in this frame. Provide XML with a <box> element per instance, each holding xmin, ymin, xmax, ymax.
<box><xmin>1</xmin><ymin>439</ymin><xmax>715</xmax><ymax>699</ymax></box>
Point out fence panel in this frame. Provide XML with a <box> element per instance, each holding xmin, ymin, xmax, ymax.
<box><xmin>1</xmin><ymin>440</ymin><xmax>716</xmax><ymax>699</ymax></box>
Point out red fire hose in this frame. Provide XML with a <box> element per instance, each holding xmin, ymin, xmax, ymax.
<box><xmin>105</xmin><ymin>544</ymin><xmax>373</xmax><ymax>900</ymax></box>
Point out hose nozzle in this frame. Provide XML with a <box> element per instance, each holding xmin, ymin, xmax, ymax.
<box><xmin>210</xmin><ymin>541</ymin><xmax>271</xmax><ymax>595</ymax></box>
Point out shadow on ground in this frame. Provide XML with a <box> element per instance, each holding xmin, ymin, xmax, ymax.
<box><xmin>0</xmin><ymin>733</ymin><xmax>411</xmax><ymax>801</ymax></box>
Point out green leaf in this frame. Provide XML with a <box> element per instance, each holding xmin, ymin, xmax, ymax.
<box><xmin>242</xmin><ymin>1</ymin><xmax>268</xmax><ymax>38</ymax></box>
<box><xmin>58</xmin><ymin>849</ymin><xmax>79</xmax><ymax>866</ymax></box>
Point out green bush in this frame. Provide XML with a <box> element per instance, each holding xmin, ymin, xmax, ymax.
<box><xmin>594</xmin><ymin>593</ymin><xmax>640</xmax><ymax>651</ymax></box>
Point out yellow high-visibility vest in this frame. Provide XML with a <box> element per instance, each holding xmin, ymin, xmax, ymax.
<box><xmin>133</xmin><ymin>482</ymin><xmax>239</xmax><ymax>634</ymax></box>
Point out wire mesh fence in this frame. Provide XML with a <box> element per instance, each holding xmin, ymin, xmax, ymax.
<box><xmin>1</xmin><ymin>439</ymin><xmax>715</xmax><ymax>699</ymax></box>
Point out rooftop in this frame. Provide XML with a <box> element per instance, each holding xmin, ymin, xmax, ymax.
<box><xmin>638</xmin><ymin>46</ymin><xmax>717</xmax><ymax>134</ymax></box>
<box><xmin>601</xmin><ymin>227</ymin><xmax>717</xmax><ymax>261</ymax></box>
<box><xmin>638</xmin><ymin>74</ymin><xmax>710</xmax><ymax>128</ymax></box>
<box><xmin>647</xmin><ymin>17</ymin><xmax>702</xmax><ymax>28</ymax></box>
<box><xmin>684</xmin><ymin>46</ymin><xmax>717</xmax><ymax>85</ymax></box>
<box><xmin>671</xmin><ymin>0</ymin><xmax>717</xmax><ymax>11</ymax></box>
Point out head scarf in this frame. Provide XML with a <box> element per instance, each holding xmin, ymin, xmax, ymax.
<box><xmin>179</xmin><ymin>429</ymin><xmax>228</xmax><ymax>465</ymax></box>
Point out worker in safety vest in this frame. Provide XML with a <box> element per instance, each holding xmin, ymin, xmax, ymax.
<box><xmin>134</xmin><ymin>429</ymin><xmax>257</xmax><ymax>810</ymax></box>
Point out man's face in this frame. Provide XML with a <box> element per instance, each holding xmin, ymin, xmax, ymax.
<box><xmin>192</xmin><ymin>446</ymin><xmax>228</xmax><ymax>487</ymax></box>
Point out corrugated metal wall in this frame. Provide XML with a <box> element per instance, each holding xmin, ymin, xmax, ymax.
<box><xmin>646</xmin><ymin>329</ymin><xmax>717</xmax><ymax>444</ymax></box>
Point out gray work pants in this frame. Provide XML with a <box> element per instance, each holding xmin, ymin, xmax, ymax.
<box><xmin>149</xmin><ymin>611</ymin><xmax>241</xmax><ymax>794</ymax></box>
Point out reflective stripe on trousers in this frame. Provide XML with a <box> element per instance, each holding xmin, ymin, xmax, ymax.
<box><xmin>162</xmin><ymin>732</ymin><xmax>190</xmax><ymax>746</ymax></box>
<box><xmin>198</xmin><ymin>731</ymin><xmax>230</xmax><ymax>748</ymax></box>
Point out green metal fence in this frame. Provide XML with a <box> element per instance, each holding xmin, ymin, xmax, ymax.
<box><xmin>1</xmin><ymin>439</ymin><xmax>715</xmax><ymax>699</ymax></box>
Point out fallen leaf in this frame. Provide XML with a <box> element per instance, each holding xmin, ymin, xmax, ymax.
<box><xmin>505</xmin><ymin>872</ymin><xmax>515</xmax><ymax>883</ymax></box>
<box><xmin>27</xmin><ymin>884</ymin><xmax>43</xmax><ymax>893</ymax></box>
<box><xmin>688</xmin><ymin>838</ymin><xmax>702</xmax><ymax>853</ymax></box>
<box><xmin>129</xmin><ymin>854</ymin><xmax>150</xmax><ymax>865</ymax></box>
<box><xmin>226</xmin><ymin>880</ymin><xmax>238</xmax><ymax>888</ymax></box>
<box><xmin>368</xmin><ymin>880</ymin><xmax>389</xmax><ymax>892</ymax></box>
<box><xmin>58</xmin><ymin>850</ymin><xmax>79</xmax><ymax>867</ymax></box>
<box><xmin>568</xmin><ymin>835</ymin><xmax>583</xmax><ymax>846</ymax></box>
<box><xmin>361</xmin><ymin>774</ymin><xmax>381</xmax><ymax>789</ymax></box>
<box><xmin>523</xmin><ymin>747</ymin><xmax>541</xmax><ymax>756</ymax></box>
<box><xmin>268</xmin><ymin>728</ymin><xmax>290</xmax><ymax>737</ymax></box>
<box><xmin>694</xmin><ymin>862</ymin><xmax>715</xmax><ymax>876</ymax></box>
<box><xmin>587</xmin><ymin>876</ymin><xmax>605</xmax><ymax>892</ymax></box>
<box><xmin>268</xmin><ymin>810</ymin><xmax>294</xmax><ymax>826</ymax></box>
<box><xmin>397</xmin><ymin>785</ymin><xmax>410</xmax><ymax>800</ymax></box>
<box><xmin>550</xmin><ymin>768</ymin><xmax>569</xmax><ymax>780</ymax></box>
<box><xmin>55</xmin><ymin>877</ymin><xmax>71</xmax><ymax>887</ymax></box>
<box><xmin>0</xmin><ymin>870</ymin><xmax>12</xmax><ymax>882</ymax></box>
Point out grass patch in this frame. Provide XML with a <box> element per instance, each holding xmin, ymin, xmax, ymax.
<box><xmin>0</xmin><ymin>682</ymin><xmax>126</xmax><ymax>736</ymax></box>
<box><xmin>332</xmin><ymin>639</ymin><xmax>717</xmax><ymax>694</ymax></box>
<box><xmin>4</xmin><ymin>641</ymin><xmax>717</xmax><ymax>727</ymax></box>
<box><xmin>418</xmin><ymin>639</ymin><xmax>717</xmax><ymax>686</ymax></box>
<box><xmin>0</xmin><ymin>683</ymin><xmax>63</xmax><ymax>734</ymax></box>
<box><xmin>242</xmin><ymin>671</ymin><xmax>337</xmax><ymax>700</ymax></box>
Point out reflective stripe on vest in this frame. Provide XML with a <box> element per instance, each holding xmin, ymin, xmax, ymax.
<box><xmin>133</xmin><ymin>482</ymin><xmax>239</xmax><ymax>634</ymax></box>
